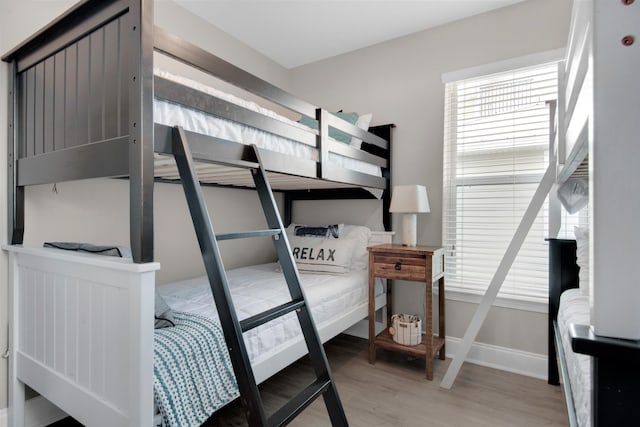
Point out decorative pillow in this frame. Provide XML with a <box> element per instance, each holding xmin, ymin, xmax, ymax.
<box><xmin>557</xmin><ymin>178</ymin><xmax>588</xmax><ymax>214</ymax></box>
<box><xmin>574</xmin><ymin>226</ymin><xmax>590</xmax><ymax>296</ymax></box>
<box><xmin>293</xmin><ymin>224</ymin><xmax>343</xmax><ymax>239</ymax></box>
<box><xmin>299</xmin><ymin>111</ymin><xmax>359</xmax><ymax>143</ymax></box>
<box><xmin>350</xmin><ymin>113</ymin><xmax>373</xmax><ymax>150</ymax></box>
<box><xmin>288</xmin><ymin>236</ymin><xmax>355</xmax><ymax>274</ymax></box>
<box><xmin>155</xmin><ymin>291</ymin><xmax>176</xmax><ymax>329</ymax></box>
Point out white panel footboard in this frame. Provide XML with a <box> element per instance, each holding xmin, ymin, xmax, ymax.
<box><xmin>4</xmin><ymin>245</ymin><xmax>160</xmax><ymax>427</ymax></box>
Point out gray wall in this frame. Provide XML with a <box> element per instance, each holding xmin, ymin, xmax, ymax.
<box><xmin>288</xmin><ymin>0</ymin><xmax>572</xmax><ymax>354</ymax></box>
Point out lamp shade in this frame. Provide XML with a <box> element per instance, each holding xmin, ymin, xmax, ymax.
<box><xmin>389</xmin><ymin>185</ymin><xmax>430</xmax><ymax>213</ymax></box>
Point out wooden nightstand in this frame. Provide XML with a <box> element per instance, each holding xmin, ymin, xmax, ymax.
<box><xmin>368</xmin><ymin>244</ymin><xmax>445</xmax><ymax>380</ymax></box>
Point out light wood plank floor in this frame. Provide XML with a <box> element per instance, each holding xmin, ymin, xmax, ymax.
<box><xmin>51</xmin><ymin>334</ymin><xmax>568</xmax><ymax>426</ymax></box>
<box><xmin>206</xmin><ymin>334</ymin><xmax>569</xmax><ymax>426</ymax></box>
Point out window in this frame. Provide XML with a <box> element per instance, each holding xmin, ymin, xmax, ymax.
<box><xmin>442</xmin><ymin>62</ymin><xmax>558</xmax><ymax>305</ymax></box>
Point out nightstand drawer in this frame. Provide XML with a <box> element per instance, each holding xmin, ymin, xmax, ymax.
<box><xmin>372</xmin><ymin>253</ymin><xmax>426</xmax><ymax>281</ymax></box>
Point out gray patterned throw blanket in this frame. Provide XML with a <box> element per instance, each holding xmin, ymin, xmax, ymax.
<box><xmin>154</xmin><ymin>311</ymin><xmax>239</xmax><ymax>427</ymax></box>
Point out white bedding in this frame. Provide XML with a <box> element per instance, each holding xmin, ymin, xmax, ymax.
<box><xmin>154</xmin><ymin>69</ymin><xmax>383</xmax><ymax>198</ymax></box>
<box><xmin>558</xmin><ymin>288</ymin><xmax>591</xmax><ymax>427</ymax></box>
<box><xmin>157</xmin><ymin>262</ymin><xmax>383</xmax><ymax>367</ymax></box>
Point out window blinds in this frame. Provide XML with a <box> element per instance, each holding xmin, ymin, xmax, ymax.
<box><xmin>443</xmin><ymin>63</ymin><xmax>558</xmax><ymax>303</ymax></box>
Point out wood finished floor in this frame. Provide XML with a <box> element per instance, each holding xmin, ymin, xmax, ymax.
<box><xmin>52</xmin><ymin>334</ymin><xmax>569</xmax><ymax>426</ymax></box>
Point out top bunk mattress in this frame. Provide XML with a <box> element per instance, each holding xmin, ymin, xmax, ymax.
<box><xmin>153</xmin><ymin>69</ymin><xmax>383</xmax><ymax>195</ymax></box>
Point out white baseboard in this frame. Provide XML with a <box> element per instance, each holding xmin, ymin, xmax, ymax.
<box><xmin>0</xmin><ymin>396</ymin><xmax>68</xmax><ymax>427</ymax></box>
<box><xmin>445</xmin><ymin>336</ymin><xmax>547</xmax><ymax>380</ymax></box>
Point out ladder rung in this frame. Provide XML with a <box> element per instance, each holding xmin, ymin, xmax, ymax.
<box><xmin>216</xmin><ymin>229</ymin><xmax>281</xmax><ymax>241</ymax></box>
<box><xmin>268</xmin><ymin>378</ymin><xmax>331</xmax><ymax>427</ymax></box>
<box><xmin>240</xmin><ymin>299</ymin><xmax>305</xmax><ymax>332</ymax></box>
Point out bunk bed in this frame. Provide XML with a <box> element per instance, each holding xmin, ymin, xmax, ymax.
<box><xmin>548</xmin><ymin>1</ymin><xmax>640</xmax><ymax>426</ymax></box>
<box><xmin>2</xmin><ymin>0</ymin><xmax>393</xmax><ymax>425</ymax></box>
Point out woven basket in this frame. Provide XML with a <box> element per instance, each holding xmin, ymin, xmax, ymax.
<box><xmin>389</xmin><ymin>314</ymin><xmax>422</xmax><ymax>346</ymax></box>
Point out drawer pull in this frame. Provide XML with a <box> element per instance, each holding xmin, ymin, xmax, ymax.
<box><xmin>394</xmin><ymin>262</ymin><xmax>402</xmax><ymax>271</ymax></box>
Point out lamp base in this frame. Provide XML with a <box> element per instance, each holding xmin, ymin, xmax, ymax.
<box><xmin>401</xmin><ymin>213</ymin><xmax>417</xmax><ymax>247</ymax></box>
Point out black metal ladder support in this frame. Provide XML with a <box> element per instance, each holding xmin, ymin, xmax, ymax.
<box><xmin>171</xmin><ymin>126</ymin><xmax>349</xmax><ymax>427</ymax></box>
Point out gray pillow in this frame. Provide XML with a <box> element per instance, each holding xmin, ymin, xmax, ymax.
<box><xmin>155</xmin><ymin>291</ymin><xmax>175</xmax><ymax>329</ymax></box>
<box><xmin>43</xmin><ymin>242</ymin><xmax>131</xmax><ymax>257</ymax></box>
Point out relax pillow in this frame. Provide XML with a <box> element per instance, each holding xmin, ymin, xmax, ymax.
<box><xmin>288</xmin><ymin>235</ymin><xmax>355</xmax><ymax>274</ymax></box>
<box><xmin>287</xmin><ymin>223</ymin><xmax>372</xmax><ymax>271</ymax></box>
<box><xmin>299</xmin><ymin>111</ymin><xmax>359</xmax><ymax>143</ymax></box>
<box><xmin>574</xmin><ymin>226</ymin><xmax>590</xmax><ymax>296</ymax></box>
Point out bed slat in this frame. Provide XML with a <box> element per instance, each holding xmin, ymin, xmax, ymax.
<box><xmin>89</xmin><ymin>30</ymin><xmax>105</xmax><ymax>143</ymax></box>
<box><xmin>104</xmin><ymin>19</ymin><xmax>121</xmax><ymax>140</ymax></box>
<box><xmin>76</xmin><ymin>37</ymin><xmax>90</xmax><ymax>147</ymax></box>
<box><xmin>53</xmin><ymin>51</ymin><xmax>65</xmax><ymax>151</ymax></box>
<box><xmin>43</xmin><ymin>57</ymin><xmax>55</xmax><ymax>155</ymax></box>
<box><xmin>25</xmin><ymin>68</ymin><xmax>35</xmax><ymax>157</ymax></box>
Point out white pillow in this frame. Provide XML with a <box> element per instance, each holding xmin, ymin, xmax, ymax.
<box><xmin>574</xmin><ymin>226</ymin><xmax>589</xmax><ymax>296</ymax></box>
<box><xmin>288</xmin><ymin>236</ymin><xmax>355</xmax><ymax>274</ymax></box>
<box><xmin>350</xmin><ymin>113</ymin><xmax>373</xmax><ymax>150</ymax></box>
<box><xmin>341</xmin><ymin>225</ymin><xmax>372</xmax><ymax>271</ymax></box>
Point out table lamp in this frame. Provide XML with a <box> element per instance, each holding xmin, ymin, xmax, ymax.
<box><xmin>389</xmin><ymin>185</ymin><xmax>430</xmax><ymax>246</ymax></box>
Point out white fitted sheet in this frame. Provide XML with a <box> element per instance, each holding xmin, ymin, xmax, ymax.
<box><xmin>154</xmin><ymin>69</ymin><xmax>383</xmax><ymax>198</ymax></box>
<box><xmin>557</xmin><ymin>288</ymin><xmax>591</xmax><ymax>427</ymax></box>
<box><xmin>157</xmin><ymin>263</ymin><xmax>383</xmax><ymax>367</ymax></box>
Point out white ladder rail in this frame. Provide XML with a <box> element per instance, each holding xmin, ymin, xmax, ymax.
<box><xmin>440</xmin><ymin>159</ymin><xmax>557</xmax><ymax>389</ymax></box>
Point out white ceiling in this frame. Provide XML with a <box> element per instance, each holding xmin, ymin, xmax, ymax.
<box><xmin>174</xmin><ymin>0</ymin><xmax>525</xmax><ymax>69</ymax></box>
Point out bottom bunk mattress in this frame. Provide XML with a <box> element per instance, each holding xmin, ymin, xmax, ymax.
<box><xmin>154</xmin><ymin>262</ymin><xmax>382</xmax><ymax>425</ymax></box>
<box><xmin>157</xmin><ymin>262</ymin><xmax>383</xmax><ymax>367</ymax></box>
<box><xmin>557</xmin><ymin>288</ymin><xmax>592</xmax><ymax>427</ymax></box>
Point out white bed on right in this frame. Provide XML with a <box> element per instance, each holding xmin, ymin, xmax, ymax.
<box><xmin>549</xmin><ymin>0</ymin><xmax>640</xmax><ymax>426</ymax></box>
